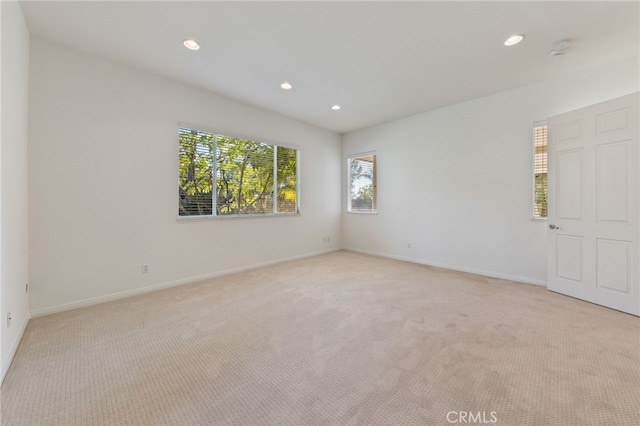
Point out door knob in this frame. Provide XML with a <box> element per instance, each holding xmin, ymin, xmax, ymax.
<box><xmin>549</xmin><ymin>224</ymin><xmax>560</xmax><ymax>230</ymax></box>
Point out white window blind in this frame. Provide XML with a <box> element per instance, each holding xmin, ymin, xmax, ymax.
<box><xmin>178</xmin><ymin>127</ymin><xmax>299</xmax><ymax>217</ymax></box>
<box><xmin>533</xmin><ymin>122</ymin><xmax>548</xmax><ymax>218</ymax></box>
<box><xmin>348</xmin><ymin>153</ymin><xmax>377</xmax><ymax>213</ymax></box>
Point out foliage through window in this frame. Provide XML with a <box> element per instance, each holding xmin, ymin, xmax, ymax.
<box><xmin>178</xmin><ymin>127</ymin><xmax>299</xmax><ymax>217</ymax></box>
<box><xmin>348</xmin><ymin>153</ymin><xmax>377</xmax><ymax>213</ymax></box>
<box><xmin>533</xmin><ymin>122</ymin><xmax>548</xmax><ymax>218</ymax></box>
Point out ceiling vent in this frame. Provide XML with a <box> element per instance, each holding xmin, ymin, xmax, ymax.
<box><xmin>549</xmin><ymin>38</ymin><xmax>571</xmax><ymax>58</ymax></box>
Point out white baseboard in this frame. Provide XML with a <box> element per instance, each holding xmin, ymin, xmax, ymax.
<box><xmin>30</xmin><ymin>248</ymin><xmax>340</xmax><ymax>318</ymax></box>
<box><xmin>30</xmin><ymin>246</ymin><xmax>545</xmax><ymax>318</ymax></box>
<box><xmin>344</xmin><ymin>247</ymin><xmax>548</xmax><ymax>287</ymax></box>
<box><xmin>1</xmin><ymin>313</ymin><xmax>30</xmax><ymax>385</ymax></box>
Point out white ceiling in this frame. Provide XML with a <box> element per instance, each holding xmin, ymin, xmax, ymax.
<box><xmin>20</xmin><ymin>1</ymin><xmax>640</xmax><ymax>134</ymax></box>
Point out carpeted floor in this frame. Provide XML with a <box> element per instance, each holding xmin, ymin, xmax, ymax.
<box><xmin>1</xmin><ymin>251</ymin><xmax>639</xmax><ymax>425</ymax></box>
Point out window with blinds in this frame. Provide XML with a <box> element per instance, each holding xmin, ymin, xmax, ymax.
<box><xmin>348</xmin><ymin>153</ymin><xmax>377</xmax><ymax>213</ymax></box>
<box><xmin>533</xmin><ymin>122</ymin><xmax>548</xmax><ymax>218</ymax></box>
<box><xmin>178</xmin><ymin>127</ymin><xmax>299</xmax><ymax>217</ymax></box>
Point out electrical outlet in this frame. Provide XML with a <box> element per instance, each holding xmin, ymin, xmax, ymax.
<box><xmin>408</xmin><ymin>243</ymin><xmax>412</xmax><ymax>249</ymax></box>
<box><xmin>142</xmin><ymin>264</ymin><xmax>149</xmax><ymax>274</ymax></box>
<box><xmin>327</xmin><ymin>236</ymin><xmax>331</xmax><ymax>243</ymax></box>
<box><xmin>7</xmin><ymin>312</ymin><xmax>11</xmax><ymax>328</ymax></box>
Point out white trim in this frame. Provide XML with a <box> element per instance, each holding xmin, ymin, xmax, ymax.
<box><xmin>296</xmin><ymin>149</ymin><xmax>301</xmax><ymax>214</ymax></box>
<box><xmin>177</xmin><ymin>212</ymin><xmax>301</xmax><ymax>221</ymax></box>
<box><xmin>344</xmin><ymin>247</ymin><xmax>548</xmax><ymax>287</ymax></box>
<box><xmin>30</xmin><ymin>248</ymin><xmax>340</xmax><ymax>318</ymax></box>
<box><xmin>178</xmin><ymin>122</ymin><xmax>301</xmax><ymax>151</ymax></box>
<box><xmin>346</xmin><ymin>150</ymin><xmax>377</xmax><ymax>159</ymax></box>
<box><xmin>273</xmin><ymin>146</ymin><xmax>278</xmax><ymax>215</ymax></box>
<box><xmin>212</xmin><ymin>133</ymin><xmax>218</xmax><ymax>214</ymax></box>
<box><xmin>1</xmin><ymin>313</ymin><xmax>30</xmax><ymax>385</ymax></box>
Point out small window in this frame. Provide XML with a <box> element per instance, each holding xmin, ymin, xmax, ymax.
<box><xmin>348</xmin><ymin>153</ymin><xmax>377</xmax><ymax>213</ymax></box>
<box><xmin>178</xmin><ymin>127</ymin><xmax>299</xmax><ymax>217</ymax></box>
<box><xmin>533</xmin><ymin>122</ymin><xmax>548</xmax><ymax>218</ymax></box>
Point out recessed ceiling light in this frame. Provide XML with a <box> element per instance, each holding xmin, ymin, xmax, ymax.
<box><xmin>183</xmin><ymin>39</ymin><xmax>201</xmax><ymax>51</ymax></box>
<box><xmin>504</xmin><ymin>34</ymin><xmax>525</xmax><ymax>46</ymax></box>
<box><xmin>280</xmin><ymin>82</ymin><xmax>293</xmax><ymax>90</ymax></box>
<box><xmin>331</xmin><ymin>105</ymin><xmax>341</xmax><ymax>111</ymax></box>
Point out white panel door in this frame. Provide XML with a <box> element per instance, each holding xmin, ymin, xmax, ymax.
<box><xmin>547</xmin><ymin>93</ymin><xmax>639</xmax><ymax>316</ymax></box>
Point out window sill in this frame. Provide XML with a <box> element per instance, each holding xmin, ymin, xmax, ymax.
<box><xmin>531</xmin><ymin>217</ymin><xmax>547</xmax><ymax>222</ymax></box>
<box><xmin>177</xmin><ymin>212</ymin><xmax>300</xmax><ymax>222</ymax></box>
<box><xmin>347</xmin><ymin>211</ymin><xmax>378</xmax><ymax>215</ymax></box>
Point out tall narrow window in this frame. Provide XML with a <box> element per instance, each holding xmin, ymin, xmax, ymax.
<box><xmin>533</xmin><ymin>122</ymin><xmax>548</xmax><ymax>218</ymax></box>
<box><xmin>178</xmin><ymin>127</ymin><xmax>299</xmax><ymax>217</ymax></box>
<box><xmin>348</xmin><ymin>153</ymin><xmax>377</xmax><ymax>213</ymax></box>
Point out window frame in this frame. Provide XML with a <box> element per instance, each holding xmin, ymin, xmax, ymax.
<box><xmin>177</xmin><ymin>123</ymin><xmax>301</xmax><ymax>220</ymax></box>
<box><xmin>532</xmin><ymin>120</ymin><xmax>548</xmax><ymax>220</ymax></box>
<box><xmin>347</xmin><ymin>151</ymin><xmax>377</xmax><ymax>214</ymax></box>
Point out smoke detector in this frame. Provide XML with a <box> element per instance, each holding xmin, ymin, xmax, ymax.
<box><xmin>549</xmin><ymin>38</ymin><xmax>571</xmax><ymax>58</ymax></box>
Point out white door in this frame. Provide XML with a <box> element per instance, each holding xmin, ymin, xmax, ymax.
<box><xmin>547</xmin><ymin>92</ymin><xmax>639</xmax><ymax>316</ymax></box>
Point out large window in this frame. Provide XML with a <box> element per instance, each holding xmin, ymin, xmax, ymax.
<box><xmin>178</xmin><ymin>127</ymin><xmax>299</xmax><ymax>217</ymax></box>
<box><xmin>348</xmin><ymin>153</ymin><xmax>377</xmax><ymax>213</ymax></box>
<box><xmin>533</xmin><ymin>122</ymin><xmax>548</xmax><ymax>218</ymax></box>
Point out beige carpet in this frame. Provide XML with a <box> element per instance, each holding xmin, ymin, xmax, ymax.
<box><xmin>2</xmin><ymin>251</ymin><xmax>639</xmax><ymax>425</ymax></box>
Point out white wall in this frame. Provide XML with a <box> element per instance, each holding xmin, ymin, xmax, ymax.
<box><xmin>1</xmin><ymin>1</ymin><xmax>30</xmax><ymax>381</ymax></box>
<box><xmin>22</xmin><ymin>35</ymin><xmax>640</xmax><ymax>318</ymax></box>
<box><xmin>342</xmin><ymin>58</ymin><xmax>640</xmax><ymax>285</ymax></box>
<box><xmin>28</xmin><ymin>39</ymin><xmax>342</xmax><ymax>316</ymax></box>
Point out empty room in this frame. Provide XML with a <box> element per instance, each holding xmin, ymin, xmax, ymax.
<box><xmin>1</xmin><ymin>1</ymin><xmax>639</xmax><ymax>425</ymax></box>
